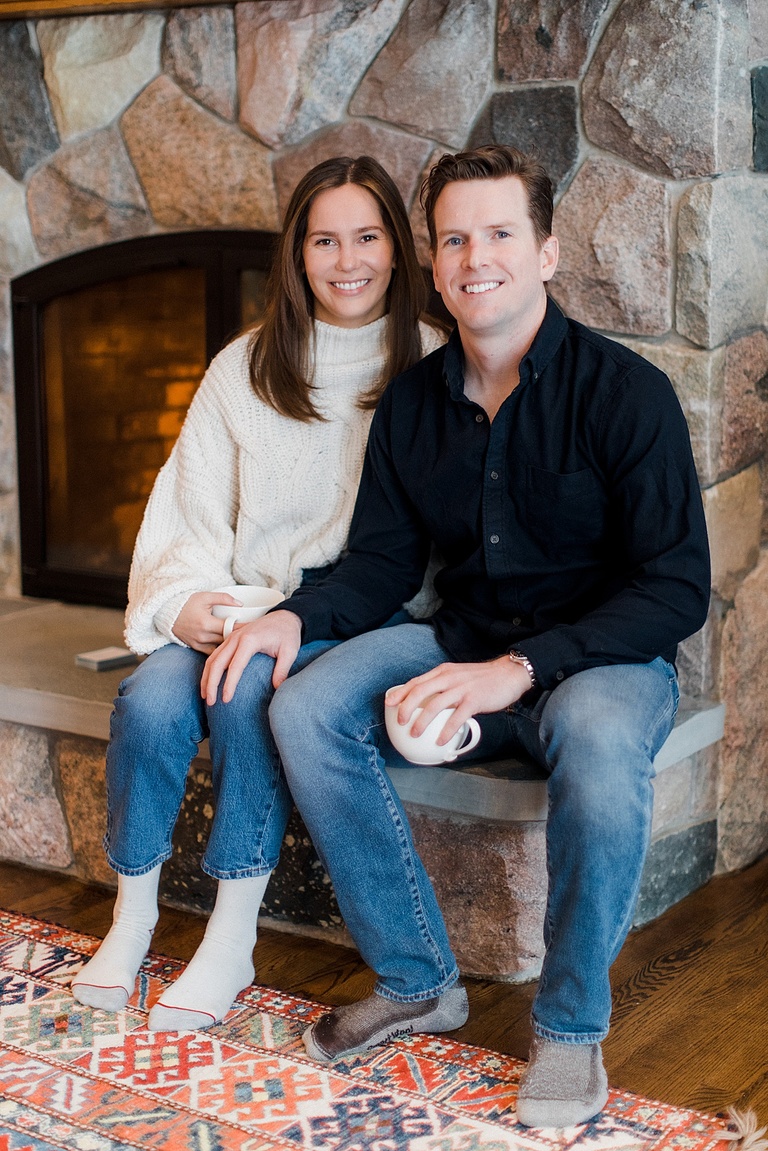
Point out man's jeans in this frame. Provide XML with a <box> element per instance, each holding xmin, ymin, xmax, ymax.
<box><xmin>269</xmin><ymin>622</ymin><xmax>679</xmax><ymax>1041</ymax></box>
<box><xmin>103</xmin><ymin>639</ymin><xmax>336</xmax><ymax>879</ymax></box>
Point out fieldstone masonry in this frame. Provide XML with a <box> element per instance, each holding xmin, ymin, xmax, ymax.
<box><xmin>0</xmin><ymin>0</ymin><xmax>766</xmax><ymax>943</ymax></box>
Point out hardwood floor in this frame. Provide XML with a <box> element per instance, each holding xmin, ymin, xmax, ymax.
<box><xmin>1</xmin><ymin>852</ymin><xmax>766</xmax><ymax>1120</ymax></box>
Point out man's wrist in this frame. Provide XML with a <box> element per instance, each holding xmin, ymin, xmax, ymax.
<box><xmin>508</xmin><ymin>649</ymin><xmax>536</xmax><ymax>691</ymax></box>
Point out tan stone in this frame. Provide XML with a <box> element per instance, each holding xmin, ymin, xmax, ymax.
<box><xmin>677</xmin><ymin>176</ymin><xmax>768</xmax><ymax>349</ymax></box>
<box><xmin>497</xmin><ymin>0</ymin><xmax>610</xmax><ymax>81</ymax></box>
<box><xmin>27</xmin><ymin>127</ymin><xmax>151</xmax><ymax>261</ymax></box>
<box><xmin>121</xmin><ymin>75</ymin><xmax>277</xmax><ymax>229</ymax></box>
<box><xmin>58</xmin><ymin>735</ymin><xmax>114</xmax><ymax>886</ymax></box>
<box><xmin>675</xmin><ymin>606</ymin><xmax>721</xmax><ymax>703</ymax></box>
<box><xmin>0</xmin><ymin>492</ymin><xmax>20</xmax><ymax>595</ymax></box>
<box><xmin>351</xmin><ymin>0</ymin><xmax>494</xmax><ymax>148</ymax></box>
<box><xmin>583</xmin><ymin>0</ymin><xmax>751</xmax><ymax>179</ymax></box>
<box><xmin>690</xmin><ymin>746</ymin><xmax>719</xmax><ymax>824</ymax></box>
<box><xmin>0</xmin><ymin>392</ymin><xmax>15</xmax><ymax>494</ymax></box>
<box><xmin>237</xmin><ymin>0</ymin><xmax>408</xmax><ymax>148</ymax></box>
<box><xmin>750</xmin><ymin>0</ymin><xmax>768</xmax><ymax>62</ymax></box>
<box><xmin>408</xmin><ymin>805</ymin><xmax>546</xmax><ymax>980</ymax></box>
<box><xmin>651</xmin><ymin>757</ymin><xmax>693</xmax><ymax>837</ymax></box>
<box><xmin>274</xmin><ymin>121</ymin><xmax>432</xmax><ymax>222</ymax></box>
<box><xmin>718</xmin><ymin>547</ymin><xmax>768</xmax><ymax>872</ymax></box>
<box><xmin>721</xmin><ymin>332</ymin><xmax>768</xmax><ymax>476</ymax></box>
<box><xmin>0</xmin><ymin>720</ymin><xmax>72</xmax><ymax>869</ymax></box>
<box><xmin>162</xmin><ymin>6</ymin><xmax>236</xmax><ymax>120</ymax></box>
<box><xmin>551</xmin><ymin>159</ymin><xmax>672</xmax><ymax>336</ymax></box>
<box><xmin>0</xmin><ymin>168</ymin><xmax>36</xmax><ymax>277</ymax></box>
<box><xmin>703</xmin><ymin>466</ymin><xmax>762</xmax><ymax>599</ymax></box>
<box><xmin>37</xmin><ymin>13</ymin><xmax>164</xmax><ymax>140</ymax></box>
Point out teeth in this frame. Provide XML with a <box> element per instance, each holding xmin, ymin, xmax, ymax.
<box><xmin>463</xmin><ymin>281</ymin><xmax>502</xmax><ymax>294</ymax></box>
<box><xmin>332</xmin><ymin>280</ymin><xmax>369</xmax><ymax>291</ymax></box>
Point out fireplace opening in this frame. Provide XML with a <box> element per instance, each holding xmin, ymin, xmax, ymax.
<box><xmin>12</xmin><ymin>232</ymin><xmax>276</xmax><ymax>608</ymax></box>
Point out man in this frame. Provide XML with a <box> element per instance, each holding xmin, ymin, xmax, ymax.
<box><xmin>202</xmin><ymin>145</ymin><xmax>710</xmax><ymax>1128</ymax></box>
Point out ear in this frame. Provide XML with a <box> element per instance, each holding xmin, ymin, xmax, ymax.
<box><xmin>540</xmin><ymin>235</ymin><xmax>559</xmax><ymax>283</ymax></box>
<box><xmin>431</xmin><ymin>251</ymin><xmax>441</xmax><ymax>294</ymax></box>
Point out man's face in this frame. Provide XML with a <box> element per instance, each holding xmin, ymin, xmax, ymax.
<box><xmin>431</xmin><ymin>175</ymin><xmax>558</xmax><ymax>339</ymax></box>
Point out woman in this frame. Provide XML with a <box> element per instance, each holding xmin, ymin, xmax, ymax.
<box><xmin>71</xmin><ymin>155</ymin><xmax>444</xmax><ymax>1031</ymax></box>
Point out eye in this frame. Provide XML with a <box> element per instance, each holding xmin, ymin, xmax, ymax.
<box><xmin>445</xmin><ymin>236</ymin><xmax>463</xmax><ymax>247</ymax></box>
<box><xmin>314</xmin><ymin>237</ymin><xmax>335</xmax><ymax>247</ymax></box>
<box><xmin>359</xmin><ymin>232</ymin><xmax>381</xmax><ymax>243</ymax></box>
<box><xmin>495</xmin><ymin>230</ymin><xmax>511</xmax><ymax>239</ymax></box>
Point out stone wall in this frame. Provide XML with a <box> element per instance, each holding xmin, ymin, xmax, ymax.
<box><xmin>0</xmin><ymin>0</ymin><xmax>767</xmax><ymax>875</ymax></box>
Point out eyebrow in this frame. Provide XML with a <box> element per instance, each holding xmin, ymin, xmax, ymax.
<box><xmin>306</xmin><ymin>224</ymin><xmax>386</xmax><ymax>239</ymax></box>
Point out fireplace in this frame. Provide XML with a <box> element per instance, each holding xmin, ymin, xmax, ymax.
<box><xmin>12</xmin><ymin>231</ymin><xmax>277</xmax><ymax>608</ymax></box>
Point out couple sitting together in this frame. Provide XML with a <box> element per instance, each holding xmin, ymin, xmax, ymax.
<box><xmin>71</xmin><ymin>144</ymin><xmax>710</xmax><ymax>1129</ymax></box>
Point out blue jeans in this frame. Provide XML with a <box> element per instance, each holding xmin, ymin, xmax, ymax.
<box><xmin>269</xmin><ymin>622</ymin><xmax>679</xmax><ymax>1039</ymax></box>
<box><xmin>104</xmin><ymin>639</ymin><xmax>336</xmax><ymax>879</ymax></box>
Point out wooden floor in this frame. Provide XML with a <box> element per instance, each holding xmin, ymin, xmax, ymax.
<box><xmin>1</xmin><ymin>852</ymin><xmax>766</xmax><ymax>1120</ymax></box>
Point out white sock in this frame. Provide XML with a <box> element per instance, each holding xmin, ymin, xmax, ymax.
<box><xmin>148</xmin><ymin>873</ymin><xmax>270</xmax><ymax>1032</ymax></box>
<box><xmin>71</xmin><ymin>865</ymin><xmax>161</xmax><ymax>1012</ymax></box>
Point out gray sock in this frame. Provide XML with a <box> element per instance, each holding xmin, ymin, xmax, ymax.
<box><xmin>516</xmin><ymin>1036</ymin><xmax>609</xmax><ymax>1128</ymax></box>
<box><xmin>303</xmin><ymin>985</ymin><xmax>469</xmax><ymax>1062</ymax></box>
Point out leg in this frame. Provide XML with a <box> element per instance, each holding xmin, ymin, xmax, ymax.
<box><xmin>269</xmin><ymin>624</ymin><xmax>469</xmax><ymax>1059</ymax></box>
<box><xmin>516</xmin><ymin>657</ymin><xmax>679</xmax><ymax>1126</ymax></box>
<box><xmin>72</xmin><ymin>646</ymin><xmax>207</xmax><ymax>1010</ymax></box>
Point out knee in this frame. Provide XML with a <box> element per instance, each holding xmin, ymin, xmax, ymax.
<box><xmin>207</xmin><ymin>651</ymin><xmax>276</xmax><ymax>730</ymax></box>
<box><xmin>114</xmin><ymin>646</ymin><xmax>203</xmax><ymax>731</ymax></box>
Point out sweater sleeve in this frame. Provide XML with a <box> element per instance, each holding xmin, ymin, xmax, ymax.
<box><xmin>123</xmin><ymin>343</ymin><xmax>244</xmax><ymax>653</ymax></box>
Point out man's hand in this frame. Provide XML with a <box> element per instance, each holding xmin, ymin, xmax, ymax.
<box><xmin>172</xmin><ymin>590</ymin><xmax>242</xmax><ymax>654</ymax></box>
<box><xmin>385</xmin><ymin>656</ymin><xmax>534</xmax><ymax>746</ymax></box>
<box><xmin>200</xmin><ymin>610</ymin><xmax>303</xmax><ymax>705</ymax></box>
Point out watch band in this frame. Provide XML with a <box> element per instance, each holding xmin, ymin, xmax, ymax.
<box><xmin>509</xmin><ymin>649</ymin><xmax>536</xmax><ymax>690</ymax></box>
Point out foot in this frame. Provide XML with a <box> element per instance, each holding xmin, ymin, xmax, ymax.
<box><xmin>516</xmin><ymin>1036</ymin><xmax>608</xmax><ymax>1128</ymax></box>
<box><xmin>302</xmin><ymin>984</ymin><xmax>469</xmax><ymax>1062</ymax></box>
<box><xmin>147</xmin><ymin>937</ymin><xmax>255</xmax><ymax>1032</ymax></box>
<box><xmin>71</xmin><ymin>921</ymin><xmax>154</xmax><ymax>1013</ymax></box>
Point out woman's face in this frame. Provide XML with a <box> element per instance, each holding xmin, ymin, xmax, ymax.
<box><xmin>302</xmin><ymin>184</ymin><xmax>396</xmax><ymax>328</ymax></box>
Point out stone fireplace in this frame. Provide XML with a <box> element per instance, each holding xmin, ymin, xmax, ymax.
<box><xmin>0</xmin><ymin>0</ymin><xmax>767</xmax><ymax>900</ymax></box>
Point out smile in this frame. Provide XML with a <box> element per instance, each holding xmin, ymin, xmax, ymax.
<box><xmin>331</xmin><ymin>280</ymin><xmax>371</xmax><ymax>291</ymax></box>
<box><xmin>462</xmin><ymin>281</ymin><xmax>502</xmax><ymax>294</ymax></box>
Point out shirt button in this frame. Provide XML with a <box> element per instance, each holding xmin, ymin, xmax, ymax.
<box><xmin>475</xmin><ymin>413</ymin><xmax>484</xmax><ymax>422</ymax></box>
<box><xmin>490</xmin><ymin>470</ymin><xmax>499</xmax><ymax>480</ymax></box>
<box><xmin>556</xmin><ymin>670</ymin><xmax>565</xmax><ymax>681</ymax></box>
<box><xmin>512</xmin><ymin>616</ymin><xmax>521</xmax><ymax>626</ymax></box>
<box><xmin>490</xmin><ymin>534</ymin><xmax>500</xmax><ymax>544</ymax></box>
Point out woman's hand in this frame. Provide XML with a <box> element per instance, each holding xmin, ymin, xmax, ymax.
<box><xmin>385</xmin><ymin>656</ymin><xmax>534</xmax><ymax>746</ymax></box>
<box><xmin>200</xmin><ymin>609</ymin><xmax>304</xmax><ymax>704</ymax></box>
<box><xmin>171</xmin><ymin>590</ymin><xmax>242</xmax><ymax>654</ymax></box>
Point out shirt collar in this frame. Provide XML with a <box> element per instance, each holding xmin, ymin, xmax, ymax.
<box><xmin>442</xmin><ymin>295</ymin><xmax>569</xmax><ymax>399</ymax></box>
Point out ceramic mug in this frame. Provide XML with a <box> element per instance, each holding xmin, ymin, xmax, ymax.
<box><xmin>385</xmin><ymin>690</ymin><xmax>481</xmax><ymax>765</ymax></box>
<box><xmin>211</xmin><ymin>585</ymin><xmax>286</xmax><ymax>637</ymax></box>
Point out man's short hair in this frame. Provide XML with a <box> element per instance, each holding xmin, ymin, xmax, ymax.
<box><xmin>420</xmin><ymin>144</ymin><xmax>554</xmax><ymax>252</ymax></box>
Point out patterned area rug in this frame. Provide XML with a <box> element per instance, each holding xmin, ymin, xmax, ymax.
<box><xmin>0</xmin><ymin>909</ymin><xmax>747</xmax><ymax>1151</ymax></box>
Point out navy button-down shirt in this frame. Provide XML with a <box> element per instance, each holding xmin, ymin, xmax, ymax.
<box><xmin>285</xmin><ymin>299</ymin><xmax>711</xmax><ymax>690</ymax></box>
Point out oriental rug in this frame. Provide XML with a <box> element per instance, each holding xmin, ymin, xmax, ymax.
<box><xmin>0</xmin><ymin>909</ymin><xmax>756</xmax><ymax>1151</ymax></box>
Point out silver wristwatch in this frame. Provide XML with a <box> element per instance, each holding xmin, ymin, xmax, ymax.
<box><xmin>509</xmin><ymin>649</ymin><xmax>536</xmax><ymax>690</ymax></box>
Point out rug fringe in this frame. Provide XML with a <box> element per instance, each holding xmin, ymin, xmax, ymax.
<box><xmin>719</xmin><ymin>1108</ymin><xmax>768</xmax><ymax>1151</ymax></box>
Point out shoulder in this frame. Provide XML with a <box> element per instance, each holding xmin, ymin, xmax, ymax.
<box><xmin>418</xmin><ymin>318</ymin><xmax>450</xmax><ymax>357</ymax></box>
<box><xmin>564</xmin><ymin>317</ymin><xmax>669</xmax><ymax>388</ymax></box>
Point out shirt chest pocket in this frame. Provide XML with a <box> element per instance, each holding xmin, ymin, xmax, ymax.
<box><xmin>524</xmin><ymin>464</ymin><xmax>605</xmax><ymax>555</ymax></box>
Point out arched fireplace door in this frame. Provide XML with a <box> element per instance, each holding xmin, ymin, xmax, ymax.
<box><xmin>12</xmin><ymin>231</ymin><xmax>277</xmax><ymax>609</ymax></box>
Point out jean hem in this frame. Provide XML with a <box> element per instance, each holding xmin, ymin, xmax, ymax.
<box><xmin>104</xmin><ymin>850</ymin><xmax>170</xmax><ymax>877</ymax></box>
<box><xmin>533</xmin><ymin>1022</ymin><xmax>608</xmax><ymax>1044</ymax></box>
<box><xmin>373</xmin><ymin>967</ymin><xmax>461</xmax><ymax>1003</ymax></box>
<box><xmin>201</xmin><ymin>860</ymin><xmax>276</xmax><ymax>880</ymax></box>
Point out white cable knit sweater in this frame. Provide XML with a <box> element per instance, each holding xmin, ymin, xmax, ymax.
<box><xmin>125</xmin><ymin>317</ymin><xmax>444</xmax><ymax>654</ymax></box>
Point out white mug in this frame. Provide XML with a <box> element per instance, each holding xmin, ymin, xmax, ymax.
<box><xmin>385</xmin><ymin>692</ymin><xmax>481</xmax><ymax>765</ymax></box>
<box><xmin>211</xmin><ymin>585</ymin><xmax>286</xmax><ymax>637</ymax></box>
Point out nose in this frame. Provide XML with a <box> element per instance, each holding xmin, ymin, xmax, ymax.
<box><xmin>462</xmin><ymin>236</ymin><xmax>488</xmax><ymax>270</ymax></box>
<box><xmin>336</xmin><ymin>241</ymin><xmax>361</xmax><ymax>272</ymax></box>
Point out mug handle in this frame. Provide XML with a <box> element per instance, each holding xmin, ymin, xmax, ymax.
<box><xmin>454</xmin><ymin>717</ymin><xmax>481</xmax><ymax>758</ymax></box>
<box><xmin>222</xmin><ymin>616</ymin><xmax>236</xmax><ymax>638</ymax></box>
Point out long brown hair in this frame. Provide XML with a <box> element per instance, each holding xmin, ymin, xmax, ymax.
<box><xmin>249</xmin><ymin>155</ymin><xmax>429</xmax><ymax>422</ymax></box>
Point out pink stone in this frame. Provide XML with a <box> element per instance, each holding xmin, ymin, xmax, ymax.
<box><xmin>0</xmin><ymin>720</ymin><xmax>73</xmax><ymax>869</ymax></box>
<box><xmin>121</xmin><ymin>75</ymin><xmax>277</xmax><ymax>230</ymax></box>
<box><xmin>497</xmin><ymin>0</ymin><xmax>610</xmax><ymax>81</ymax></box>
<box><xmin>551</xmin><ymin>159</ymin><xmax>672</xmax><ymax>336</ymax></box>
<box><xmin>721</xmin><ymin>331</ymin><xmax>768</xmax><ymax>475</ymax></box>
<box><xmin>58</xmin><ymin>736</ymin><xmax>114</xmax><ymax>886</ymax></box>
<box><xmin>274</xmin><ymin>120</ymin><xmax>432</xmax><ymax>222</ymax></box>
<box><xmin>26</xmin><ymin>126</ymin><xmax>150</xmax><ymax>260</ymax></box>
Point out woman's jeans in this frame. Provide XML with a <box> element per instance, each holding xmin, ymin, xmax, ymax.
<box><xmin>104</xmin><ymin>639</ymin><xmax>336</xmax><ymax>879</ymax></box>
<box><xmin>269</xmin><ymin>622</ymin><xmax>679</xmax><ymax>1041</ymax></box>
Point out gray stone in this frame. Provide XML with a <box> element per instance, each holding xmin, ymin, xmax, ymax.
<box><xmin>37</xmin><ymin>13</ymin><xmax>164</xmax><ymax>141</ymax></box>
<box><xmin>675</xmin><ymin>605</ymin><xmax>721</xmax><ymax>703</ymax></box>
<box><xmin>651</xmin><ymin>757</ymin><xmax>694</xmax><ymax>837</ymax></box>
<box><xmin>26</xmin><ymin>127</ymin><xmax>151</xmax><ymax>261</ymax></box>
<box><xmin>690</xmin><ymin>746</ymin><xmax>719</xmax><ymax>824</ymax></box>
<box><xmin>750</xmin><ymin>0</ymin><xmax>768</xmax><ymax>62</ymax></box>
<box><xmin>0</xmin><ymin>21</ymin><xmax>59</xmax><ymax>180</ymax></box>
<box><xmin>0</xmin><ymin>720</ymin><xmax>72</xmax><ymax>869</ymax></box>
<box><xmin>121</xmin><ymin>75</ymin><xmax>278</xmax><ymax>230</ymax></box>
<box><xmin>237</xmin><ymin>0</ymin><xmax>409</xmax><ymax>148</ymax></box>
<box><xmin>753</xmin><ymin>67</ymin><xmax>768</xmax><ymax>172</ymax></box>
<box><xmin>0</xmin><ymin>392</ymin><xmax>15</xmax><ymax>494</ymax></box>
<box><xmin>497</xmin><ymin>0</ymin><xmax>610</xmax><ymax>82</ymax></box>
<box><xmin>350</xmin><ymin>0</ymin><xmax>494</xmax><ymax>149</ymax></box>
<box><xmin>0</xmin><ymin>168</ymin><xmax>37</xmax><ymax>278</ymax></box>
<box><xmin>677</xmin><ymin>175</ymin><xmax>768</xmax><ymax>350</ymax></box>
<box><xmin>703</xmin><ymin>466</ymin><xmax>763</xmax><ymax>600</ymax></box>
<box><xmin>0</xmin><ymin>493</ymin><xmax>20</xmax><ymax>596</ymax></box>
<box><xmin>551</xmin><ymin>158</ymin><xmax>672</xmax><ymax>335</ymax></box>
<box><xmin>583</xmin><ymin>0</ymin><xmax>751</xmax><ymax>179</ymax></box>
<box><xmin>468</xmin><ymin>87</ymin><xmax>578</xmax><ymax>194</ymax></box>
<box><xmin>57</xmin><ymin>736</ymin><xmax>114</xmax><ymax>886</ymax></box>
<box><xmin>718</xmin><ymin>547</ymin><xmax>768</xmax><ymax>873</ymax></box>
<box><xmin>162</xmin><ymin>6</ymin><xmax>236</xmax><ymax>120</ymax></box>
<box><xmin>634</xmin><ymin>820</ymin><xmax>717</xmax><ymax>926</ymax></box>
<box><xmin>274</xmin><ymin>120</ymin><xmax>432</xmax><ymax>222</ymax></box>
